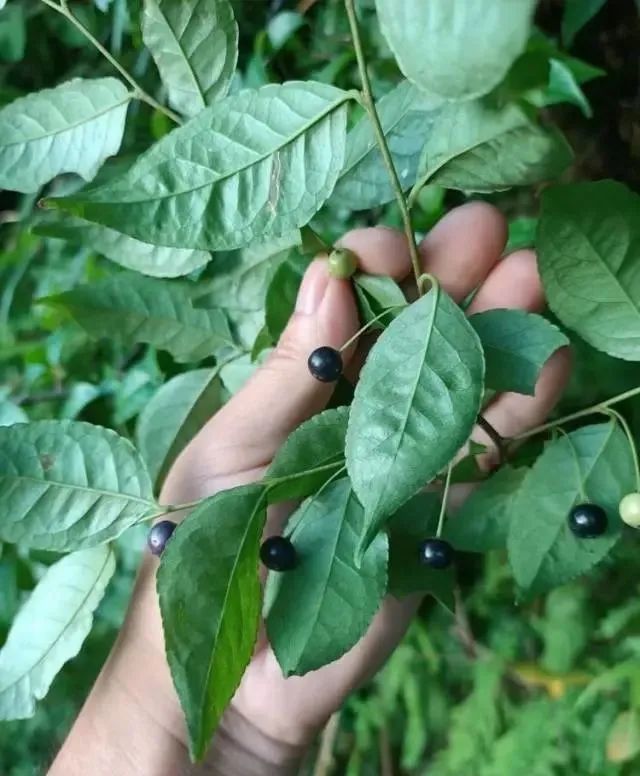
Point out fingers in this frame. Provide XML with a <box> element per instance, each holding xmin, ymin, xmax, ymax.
<box><xmin>161</xmin><ymin>259</ymin><xmax>359</xmax><ymax>502</ymax></box>
<box><xmin>467</xmin><ymin>249</ymin><xmax>544</xmax><ymax>315</ymax></box>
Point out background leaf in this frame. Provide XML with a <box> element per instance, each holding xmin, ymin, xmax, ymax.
<box><xmin>331</xmin><ymin>80</ymin><xmax>442</xmax><ymax>210</ymax></box>
<box><xmin>266</xmin><ymin>407</ymin><xmax>348</xmax><ymax>503</ymax></box>
<box><xmin>0</xmin><ymin>77</ymin><xmax>130</xmax><ymax>193</ymax></box>
<box><xmin>346</xmin><ymin>287</ymin><xmax>484</xmax><ymax>545</ymax></box>
<box><xmin>264</xmin><ymin>247</ymin><xmax>311</xmax><ymax>342</ymax></box>
<box><xmin>0</xmin><ymin>401</ymin><xmax>27</xmax><ymax>427</ymax></box>
<box><xmin>43</xmin><ymin>273</ymin><xmax>234</xmax><ymax>362</ymax></box>
<box><xmin>538</xmin><ymin>181</ymin><xmax>640</xmax><ymax>361</ymax></box>
<box><xmin>142</xmin><ymin>0</ymin><xmax>238</xmax><ymax>117</ymax></box>
<box><xmin>507</xmin><ymin>423</ymin><xmax>635</xmax><ymax>597</ymax></box>
<box><xmin>158</xmin><ymin>484</ymin><xmax>266</xmax><ymax>760</ymax></box>
<box><xmin>414</xmin><ymin>102</ymin><xmax>572</xmax><ymax>195</ymax></box>
<box><xmin>265</xmin><ymin>479</ymin><xmax>388</xmax><ymax>676</ymax></box>
<box><xmin>51</xmin><ymin>82</ymin><xmax>350</xmax><ymax>251</ymax></box>
<box><xmin>0</xmin><ymin>545</ymin><xmax>115</xmax><ymax>719</ymax></box>
<box><xmin>444</xmin><ymin>466</ymin><xmax>526</xmax><ymax>552</ymax></box>
<box><xmin>375</xmin><ymin>0</ymin><xmax>535</xmax><ymax>100</ymax></box>
<box><xmin>0</xmin><ymin>420</ymin><xmax>156</xmax><ymax>551</ymax></box>
<box><xmin>136</xmin><ymin>369</ymin><xmax>223</xmax><ymax>492</ymax></box>
<box><xmin>562</xmin><ymin>0</ymin><xmax>608</xmax><ymax>45</ymax></box>
<box><xmin>353</xmin><ymin>274</ymin><xmax>406</xmax><ymax>331</ymax></box>
<box><xmin>34</xmin><ymin>212</ymin><xmax>210</xmax><ymax>278</ymax></box>
<box><xmin>470</xmin><ymin>309</ymin><xmax>569</xmax><ymax>395</ymax></box>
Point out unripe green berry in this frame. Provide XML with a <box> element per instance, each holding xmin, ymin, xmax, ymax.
<box><xmin>327</xmin><ymin>248</ymin><xmax>358</xmax><ymax>279</ymax></box>
<box><xmin>620</xmin><ymin>492</ymin><xmax>640</xmax><ymax>527</ymax></box>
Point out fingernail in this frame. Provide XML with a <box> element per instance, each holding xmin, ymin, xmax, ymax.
<box><xmin>295</xmin><ymin>259</ymin><xmax>330</xmax><ymax>315</ymax></box>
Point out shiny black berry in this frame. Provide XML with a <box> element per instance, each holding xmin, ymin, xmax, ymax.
<box><xmin>260</xmin><ymin>536</ymin><xmax>297</xmax><ymax>571</ymax></box>
<box><xmin>308</xmin><ymin>346</ymin><xmax>343</xmax><ymax>383</ymax></box>
<box><xmin>568</xmin><ymin>503</ymin><xmax>608</xmax><ymax>538</ymax></box>
<box><xmin>418</xmin><ymin>538</ymin><xmax>454</xmax><ymax>569</ymax></box>
<box><xmin>148</xmin><ymin>520</ymin><xmax>177</xmax><ymax>556</ymax></box>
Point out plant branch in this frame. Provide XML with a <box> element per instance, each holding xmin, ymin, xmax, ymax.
<box><xmin>40</xmin><ymin>0</ymin><xmax>181</xmax><ymax>125</ymax></box>
<box><xmin>511</xmin><ymin>384</ymin><xmax>640</xmax><ymax>444</ymax></box>
<box><xmin>477</xmin><ymin>415</ymin><xmax>506</xmax><ymax>462</ymax></box>
<box><xmin>435</xmin><ymin>462</ymin><xmax>453</xmax><ymax>538</ymax></box>
<box><xmin>344</xmin><ymin>0</ymin><xmax>423</xmax><ymax>294</ymax></box>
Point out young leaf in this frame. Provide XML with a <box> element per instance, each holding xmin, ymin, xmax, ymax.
<box><xmin>354</xmin><ymin>273</ymin><xmax>406</xmax><ymax>330</ymax></box>
<box><xmin>538</xmin><ymin>181</ymin><xmax>640</xmax><ymax>361</ymax></box>
<box><xmin>265</xmin><ymin>248</ymin><xmax>312</xmax><ymax>342</ymax></box>
<box><xmin>469</xmin><ymin>309</ymin><xmax>569</xmax><ymax>395</ymax></box>
<box><xmin>606</xmin><ymin>710</ymin><xmax>640</xmax><ymax>763</ymax></box>
<box><xmin>444</xmin><ymin>466</ymin><xmax>526</xmax><ymax>552</ymax></box>
<box><xmin>547</xmin><ymin>58</ymin><xmax>593</xmax><ymax>118</ymax></box>
<box><xmin>265</xmin><ymin>479</ymin><xmax>387</xmax><ymax>676</ymax></box>
<box><xmin>413</xmin><ymin>101</ymin><xmax>572</xmax><ymax>196</ymax></box>
<box><xmin>0</xmin><ymin>545</ymin><xmax>115</xmax><ymax>719</ymax></box>
<box><xmin>0</xmin><ymin>420</ymin><xmax>157</xmax><ymax>551</ymax></box>
<box><xmin>0</xmin><ymin>400</ymin><xmax>27</xmax><ymax>427</ymax></box>
<box><xmin>562</xmin><ymin>0</ymin><xmax>608</xmax><ymax>46</ymax></box>
<box><xmin>331</xmin><ymin>80</ymin><xmax>442</xmax><ymax>210</ymax></box>
<box><xmin>158</xmin><ymin>484</ymin><xmax>266</xmax><ymax>760</ymax></box>
<box><xmin>375</xmin><ymin>0</ymin><xmax>535</xmax><ymax>101</ymax></box>
<box><xmin>507</xmin><ymin>423</ymin><xmax>635</xmax><ymax>597</ymax></box>
<box><xmin>346</xmin><ymin>285</ymin><xmax>484</xmax><ymax>547</ymax></box>
<box><xmin>388</xmin><ymin>492</ymin><xmax>455</xmax><ymax>609</ymax></box>
<box><xmin>49</xmin><ymin>82</ymin><xmax>351</xmax><ymax>251</ymax></box>
<box><xmin>0</xmin><ymin>78</ymin><xmax>130</xmax><ymax>193</ymax></box>
<box><xmin>42</xmin><ymin>273</ymin><xmax>234</xmax><ymax>362</ymax></box>
<box><xmin>265</xmin><ymin>407</ymin><xmax>348</xmax><ymax>503</ymax></box>
<box><xmin>142</xmin><ymin>0</ymin><xmax>238</xmax><ymax>118</ymax></box>
<box><xmin>34</xmin><ymin>212</ymin><xmax>210</xmax><ymax>279</ymax></box>
<box><xmin>136</xmin><ymin>369</ymin><xmax>223</xmax><ymax>492</ymax></box>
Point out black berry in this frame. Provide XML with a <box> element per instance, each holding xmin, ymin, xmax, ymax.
<box><xmin>568</xmin><ymin>503</ymin><xmax>608</xmax><ymax>538</ymax></box>
<box><xmin>260</xmin><ymin>536</ymin><xmax>297</xmax><ymax>571</ymax></box>
<box><xmin>418</xmin><ymin>538</ymin><xmax>454</xmax><ymax>569</ymax></box>
<box><xmin>148</xmin><ymin>520</ymin><xmax>177</xmax><ymax>556</ymax></box>
<box><xmin>308</xmin><ymin>346</ymin><xmax>343</xmax><ymax>383</ymax></box>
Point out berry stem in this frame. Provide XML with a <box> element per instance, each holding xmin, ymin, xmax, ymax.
<box><xmin>435</xmin><ymin>463</ymin><xmax>453</xmax><ymax>538</ymax></box>
<box><xmin>39</xmin><ymin>0</ymin><xmax>182</xmax><ymax>125</ymax></box>
<box><xmin>344</xmin><ymin>0</ymin><xmax>423</xmax><ymax>295</ymax></box>
<box><xmin>511</xmin><ymin>384</ymin><xmax>640</xmax><ymax>444</ymax></box>
<box><xmin>602</xmin><ymin>407</ymin><xmax>640</xmax><ymax>491</ymax></box>
<box><xmin>339</xmin><ymin>304</ymin><xmax>407</xmax><ymax>352</ymax></box>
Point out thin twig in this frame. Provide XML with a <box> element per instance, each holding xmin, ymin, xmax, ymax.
<box><xmin>477</xmin><ymin>415</ymin><xmax>506</xmax><ymax>462</ymax></box>
<box><xmin>344</xmin><ymin>0</ymin><xmax>422</xmax><ymax>294</ymax></box>
<box><xmin>378</xmin><ymin>727</ymin><xmax>394</xmax><ymax>776</ymax></box>
<box><xmin>40</xmin><ymin>0</ymin><xmax>181</xmax><ymax>124</ymax></box>
<box><xmin>313</xmin><ymin>712</ymin><xmax>341</xmax><ymax>776</ymax></box>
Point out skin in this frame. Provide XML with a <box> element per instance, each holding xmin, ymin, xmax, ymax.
<box><xmin>49</xmin><ymin>204</ymin><xmax>571</xmax><ymax>775</ymax></box>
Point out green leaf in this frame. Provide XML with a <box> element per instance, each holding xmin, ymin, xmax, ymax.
<box><xmin>0</xmin><ymin>400</ymin><xmax>27</xmax><ymax>427</ymax></box>
<box><xmin>193</xmin><ymin>231</ymin><xmax>298</xmax><ymax>348</ymax></box>
<box><xmin>388</xmin><ymin>492</ymin><xmax>454</xmax><ymax>609</ymax></box>
<box><xmin>375</xmin><ymin>0</ymin><xmax>535</xmax><ymax>101</ymax></box>
<box><xmin>414</xmin><ymin>101</ymin><xmax>572</xmax><ymax>196</ymax></box>
<box><xmin>507</xmin><ymin>423</ymin><xmax>635</xmax><ymax>597</ymax></box>
<box><xmin>547</xmin><ymin>58</ymin><xmax>593</xmax><ymax>117</ymax></box>
<box><xmin>265</xmin><ymin>247</ymin><xmax>312</xmax><ymax>342</ymax></box>
<box><xmin>538</xmin><ymin>181</ymin><xmax>640</xmax><ymax>361</ymax></box>
<box><xmin>353</xmin><ymin>273</ymin><xmax>406</xmax><ymax>330</ymax></box>
<box><xmin>469</xmin><ymin>309</ymin><xmax>569</xmax><ymax>395</ymax></box>
<box><xmin>444</xmin><ymin>466</ymin><xmax>526</xmax><ymax>552</ymax></box>
<box><xmin>0</xmin><ymin>77</ymin><xmax>130</xmax><ymax>193</ymax></box>
<box><xmin>50</xmin><ymin>82</ymin><xmax>351</xmax><ymax>251</ymax></box>
<box><xmin>562</xmin><ymin>0</ymin><xmax>608</xmax><ymax>46</ymax></box>
<box><xmin>142</xmin><ymin>0</ymin><xmax>238</xmax><ymax>118</ymax></box>
<box><xmin>331</xmin><ymin>80</ymin><xmax>442</xmax><ymax>210</ymax></box>
<box><xmin>43</xmin><ymin>272</ymin><xmax>234</xmax><ymax>362</ymax></box>
<box><xmin>265</xmin><ymin>479</ymin><xmax>387</xmax><ymax>676</ymax></box>
<box><xmin>265</xmin><ymin>407</ymin><xmax>348</xmax><ymax>503</ymax></box>
<box><xmin>0</xmin><ymin>545</ymin><xmax>114</xmax><ymax>719</ymax></box>
<box><xmin>0</xmin><ymin>420</ymin><xmax>156</xmax><ymax>551</ymax></box>
<box><xmin>607</xmin><ymin>710</ymin><xmax>640</xmax><ymax>763</ymax></box>
<box><xmin>506</xmin><ymin>216</ymin><xmax>537</xmax><ymax>252</ymax></box>
<box><xmin>0</xmin><ymin>4</ymin><xmax>25</xmax><ymax>63</ymax></box>
<box><xmin>136</xmin><ymin>369</ymin><xmax>223</xmax><ymax>492</ymax></box>
<box><xmin>158</xmin><ymin>484</ymin><xmax>266</xmax><ymax>760</ymax></box>
<box><xmin>346</xmin><ymin>286</ymin><xmax>484</xmax><ymax>546</ymax></box>
<box><xmin>34</xmin><ymin>211</ymin><xmax>210</xmax><ymax>278</ymax></box>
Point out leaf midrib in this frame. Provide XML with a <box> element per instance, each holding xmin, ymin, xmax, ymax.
<box><xmin>82</xmin><ymin>90</ymin><xmax>352</xmax><ymax>206</ymax></box>
<box><xmin>0</xmin><ymin>549</ymin><xmax>113</xmax><ymax>693</ymax></box>
<box><xmin>1</xmin><ymin>94</ymin><xmax>131</xmax><ymax>150</ymax></box>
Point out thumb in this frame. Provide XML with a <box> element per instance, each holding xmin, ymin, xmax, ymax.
<box><xmin>165</xmin><ymin>258</ymin><xmax>359</xmax><ymax>498</ymax></box>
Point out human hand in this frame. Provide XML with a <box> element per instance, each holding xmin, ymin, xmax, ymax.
<box><xmin>51</xmin><ymin>202</ymin><xmax>571</xmax><ymax>775</ymax></box>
